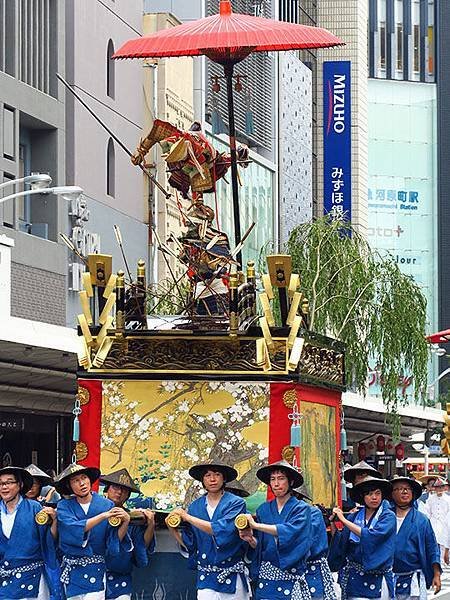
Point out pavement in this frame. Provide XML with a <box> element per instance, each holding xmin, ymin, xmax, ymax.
<box><xmin>435</xmin><ymin>565</ymin><xmax>450</xmax><ymax>598</ymax></box>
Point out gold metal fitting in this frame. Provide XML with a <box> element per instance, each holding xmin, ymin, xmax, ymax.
<box><xmin>137</xmin><ymin>259</ymin><xmax>146</xmax><ymax>278</ymax></box>
<box><xmin>165</xmin><ymin>513</ymin><xmax>182</xmax><ymax>528</ymax></box>
<box><xmin>35</xmin><ymin>510</ymin><xmax>51</xmax><ymax>525</ymax></box>
<box><xmin>234</xmin><ymin>514</ymin><xmax>250</xmax><ymax>530</ymax></box>
<box><xmin>246</xmin><ymin>260</ymin><xmax>256</xmax><ymax>280</ymax></box>
<box><xmin>108</xmin><ymin>515</ymin><xmax>122</xmax><ymax>527</ymax></box>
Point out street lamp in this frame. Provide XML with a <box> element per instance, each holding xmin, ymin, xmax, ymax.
<box><xmin>0</xmin><ymin>173</ymin><xmax>52</xmax><ymax>193</ymax></box>
<box><xmin>0</xmin><ymin>185</ymin><xmax>84</xmax><ymax>205</ymax></box>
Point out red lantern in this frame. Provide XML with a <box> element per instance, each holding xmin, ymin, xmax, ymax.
<box><xmin>417</xmin><ymin>464</ymin><xmax>424</xmax><ymax>472</ymax></box>
<box><xmin>406</xmin><ymin>463</ymin><xmax>413</xmax><ymax>471</ymax></box>
<box><xmin>439</xmin><ymin>463</ymin><xmax>446</xmax><ymax>472</ymax></box>
<box><xmin>395</xmin><ymin>443</ymin><xmax>405</xmax><ymax>461</ymax></box>
<box><xmin>377</xmin><ymin>435</ymin><xmax>386</xmax><ymax>452</ymax></box>
<box><xmin>358</xmin><ymin>442</ymin><xmax>367</xmax><ymax>460</ymax></box>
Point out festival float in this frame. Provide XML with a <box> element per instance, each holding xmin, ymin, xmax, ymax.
<box><xmin>68</xmin><ymin>2</ymin><xmax>345</xmax><ymax>597</ymax></box>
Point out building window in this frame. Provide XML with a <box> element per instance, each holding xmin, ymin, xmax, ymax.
<box><xmin>413</xmin><ymin>24</ymin><xmax>420</xmax><ymax>72</ymax></box>
<box><xmin>106</xmin><ymin>138</ymin><xmax>115</xmax><ymax>197</ymax></box>
<box><xmin>3</xmin><ymin>106</ymin><xmax>15</xmax><ymax>160</ymax></box>
<box><xmin>379</xmin><ymin>22</ymin><xmax>386</xmax><ymax>70</ymax></box>
<box><xmin>426</xmin><ymin>0</ymin><xmax>435</xmax><ymax>80</ymax></box>
<box><xmin>396</xmin><ymin>24</ymin><xmax>403</xmax><ymax>71</ymax></box>
<box><xmin>107</xmin><ymin>39</ymin><xmax>115</xmax><ymax>99</ymax></box>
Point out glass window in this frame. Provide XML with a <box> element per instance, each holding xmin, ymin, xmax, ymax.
<box><xmin>379</xmin><ymin>22</ymin><xmax>386</xmax><ymax>71</ymax></box>
<box><xmin>107</xmin><ymin>138</ymin><xmax>115</xmax><ymax>197</ymax></box>
<box><xmin>396</xmin><ymin>24</ymin><xmax>403</xmax><ymax>71</ymax></box>
<box><xmin>413</xmin><ymin>24</ymin><xmax>420</xmax><ymax>73</ymax></box>
<box><xmin>107</xmin><ymin>39</ymin><xmax>115</xmax><ymax>99</ymax></box>
<box><xmin>426</xmin><ymin>0</ymin><xmax>435</xmax><ymax>80</ymax></box>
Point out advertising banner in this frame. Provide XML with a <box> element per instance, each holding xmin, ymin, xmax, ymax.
<box><xmin>323</xmin><ymin>61</ymin><xmax>352</xmax><ymax>222</ymax></box>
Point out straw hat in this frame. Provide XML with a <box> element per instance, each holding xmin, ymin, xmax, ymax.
<box><xmin>100</xmin><ymin>468</ymin><xmax>141</xmax><ymax>494</ymax></box>
<box><xmin>0</xmin><ymin>466</ymin><xmax>33</xmax><ymax>495</ymax></box>
<box><xmin>256</xmin><ymin>460</ymin><xmax>303</xmax><ymax>488</ymax></box>
<box><xmin>350</xmin><ymin>475</ymin><xmax>392</xmax><ymax>504</ymax></box>
<box><xmin>390</xmin><ymin>475</ymin><xmax>422</xmax><ymax>502</ymax></box>
<box><xmin>54</xmin><ymin>463</ymin><xmax>101</xmax><ymax>495</ymax></box>
<box><xmin>344</xmin><ymin>461</ymin><xmax>382</xmax><ymax>483</ymax></box>
<box><xmin>25</xmin><ymin>464</ymin><xmax>52</xmax><ymax>485</ymax></box>
<box><xmin>188</xmin><ymin>461</ymin><xmax>238</xmax><ymax>484</ymax></box>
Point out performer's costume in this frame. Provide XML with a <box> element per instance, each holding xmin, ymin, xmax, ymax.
<box><xmin>100</xmin><ymin>468</ymin><xmax>155</xmax><ymax>600</ymax></box>
<box><xmin>0</xmin><ymin>497</ymin><xmax>57</xmax><ymax>600</ymax></box>
<box><xmin>328</xmin><ymin>502</ymin><xmax>396</xmax><ymax>600</ymax></box>
<box><xmin>305</xmin><ymin>505</ymin><xmax>336</xmax><ymax>600</ymax></box>
<box><xmin>393</xmin><ymin>506</ymin><xmax>440</xmax><ymax>600</ymax></box>
<box><xmin>182</xmin><ymin>491</ymin><xmax>249</xmax><ymax>599</ymax></box>
<box><xmin>105</xmin><ymin>524</ymin><xmax>153</xmax><ymax>600</ymax></box>
<box><xmin>25</xmin><ymin>464</ymin><xmax>63</xmax><ymax>600</ymax></box>
<box><xmin>0</xmin><ymin>466</ymin><xmax>57</xmax><ymax>600</ymax></box>
<box><xmin>58</xmin><ymin>492</ymin><xmax>121</xmax><ymax>599</ymax></box>
<box><xmin>251</xmin><ymin>495</ymin><xmax>312</xmax><ymax>600</ymax></box>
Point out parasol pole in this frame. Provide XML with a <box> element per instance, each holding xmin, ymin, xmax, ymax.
<box><xmin>224</xmin><ymin>62</ymin><xmax>243</xmax><ymax>268</ymax></box>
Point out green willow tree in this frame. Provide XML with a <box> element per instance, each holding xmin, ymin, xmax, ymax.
<box><xmin>287</xmin><ymin>217</ymin><xmax>429</xmax><ymax>427</ymax></box>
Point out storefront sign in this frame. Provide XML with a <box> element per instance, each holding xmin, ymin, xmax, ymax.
<box><xmin>0</xmin><ymin>416</ymin><xmax>24</xmax><ymax>431</ymax></box>
<box><xmin>323</xmin><ymin>61</ymin><xmax>352</xmax><ymax>222</ymax></box>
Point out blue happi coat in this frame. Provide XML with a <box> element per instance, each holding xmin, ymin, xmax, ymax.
<box><xmin>328</xmin><ymin>503</ymin><xmax>396</xmax><ymax>599</ymax></box>
<box><xmin>393</xmin><ymin>506</ymin><xmax>440</xmax><ymax>596</ymax></box>
<box><xmin>58</xmin><ymin>492</ymin><xmax>121</xmax><ymax>598</ymax></box>
<box><xmin>106</xmin><ymin>523</ymin><xmax>155</xmax><ymax>599</ymax></box>
<box><xmin>250</xmin><ymin>495</ymin><xmax>312</xmax><ymax>600</ymax></box>
<box><xmin>181</xmin><ymin>491</ymin><xmax>248</xmax><ymax>594</ymax></box>
<box><xmin>0</xmin><ymin>497</ymin><xmax>57</xmax><ymax>599</ymax></box>
<box><xmin>305</xmin><ymin>506</ymin><xmax>335</xmax><ymax>599</ymax></box>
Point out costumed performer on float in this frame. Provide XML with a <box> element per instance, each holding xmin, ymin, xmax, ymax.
<box><xmin>100</xmin><ymin>468</ymin><xmax>155</xmax><ymax>600</ymax></box>
<box><xmin>167</xmin><ymin>461</ymin><xmax>250</xmax><ymax>599</ymax></box>
<box><xmin>239</xmin><ymin>459</ymin><xmax>312</xmax><ymax>600</ymax></box>
<box><xmin>328</xmin><ymin>475</ymin><xmax>396</xmax><ymax>600</ymax></box>
<box><xmin>0</xmin><ymin>465</ymin><xmax>57</xmax><ymax>600</ymax></box>
<box><xmin>390</xmin><ymin>475</ymin><xmax>441</xmax><ymax>599</ymax></box>
<box><xmin>55</xmin><ymin>463</ymin><xmax>130</xmax><ymax>600</ymax></box>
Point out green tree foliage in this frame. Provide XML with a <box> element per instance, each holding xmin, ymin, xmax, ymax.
<box><xmin>287</xmin><ymin>217</ymin><xmax>429</xmax><ymax>428</ymax></box>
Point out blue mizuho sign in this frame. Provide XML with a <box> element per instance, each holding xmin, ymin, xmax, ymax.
<box><xmin>323</xmin><ymin>61</ymin><xmax>352</xmax><ymax>222</ymax></box>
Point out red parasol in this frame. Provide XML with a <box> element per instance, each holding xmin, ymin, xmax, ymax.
<box><xmin>114</xmin><ymin>0</ymin><xmax>344</xmax><ymax>261</ymax></box>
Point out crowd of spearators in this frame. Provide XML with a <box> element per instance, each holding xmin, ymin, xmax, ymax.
<box><xmin>0</xmin><ymin>458</ymin><xmax>445</xmax><ymax>600</ymax></box>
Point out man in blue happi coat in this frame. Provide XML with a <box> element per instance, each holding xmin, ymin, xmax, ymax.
<box><xmin>292</xmin><ymin>483</ymin><xmax>336</xmax><ymax>600</ymax></box>
<box><xmin>239</xmin><ymin>459</ymin><xmax>312</xmax><ymax>600</ymax></box>
<box><xmin>0</xmin><ymin>465</ymin><xmax>57</xmax><ymax>600</ymax></box>
<box><xmin>100</xmin><ymin>468</ymin><xmax>155</xmax><ymax>600</ymax></box>
<box><xmin>55</xmin><ymin>463</ymin><xmax>130</xmax><ymax>600</ymax></box>
<box><xmin>329</xmin><ymin>475</ymin><xmax>396</xmax><ymax>600</ymax></box>
<box><xmin>167</xmin><ymin>461</ymin><xmax>250</xmax><ymax>599</ymax></box>
<box><xmin>390</xmin><ymin>475</ymin><xmax>441</xmax><ymax>599</ymax></box>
